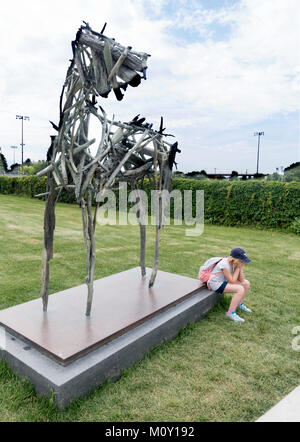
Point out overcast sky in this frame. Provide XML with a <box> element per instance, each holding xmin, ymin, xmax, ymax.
<box><xmin>0</xmin><ymin>0</ymin><xmax>299</xmax><ymax>173</ymax></box>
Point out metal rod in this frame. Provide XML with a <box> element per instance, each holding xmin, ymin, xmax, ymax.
<box><xmin>256</xmin><ymin>135</ymin><xmax>260</xmax><ymax>174</ymax></box>
<box><xmin>254</xmin><ymin>131</ymin><xmax>264</xmax><ymax>174</ymax></box>
<box><xmin>16</xmin><ymin>115</ymin><xmax>30</xmax><ymax>174</ymax></box>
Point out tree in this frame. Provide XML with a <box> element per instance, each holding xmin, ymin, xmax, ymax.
<box><xmin>185</xmin><ymin>171</ymin><xmax>201</xmax><ymax>178</ymax></box>
<box><xmin>265</xmin><ymin>164</ymin><xmax>300</xmax><ymax>182</ymax></box>
<box><xmin>9</xmin><ymin>162</ymin><xmax>20</xmax><ymax>171</ymax></box>
<box><xmin>23</xmin><ymin>165</ymin><xmax>35</xmax><ymax>175</ymax></box>
<box><xmin>172</xmin><ymin>171</ymin><xmax>185</xmax><ymax>177</ymax></box>
<box><xmin>284</xmin><ymin>165</ymin><xmax>300</xmax><ymax>182</ymax></box>
<box><xmin>230</xmin><ymin>170</ymin><xmax>239</xmax><ymax>181</ymax></box>
<box><xmin>284</xmin><ymin>162</ymin><xmax>300</xmax><ymax>172</ymax></box>
<box><xmin>253</xmin><ymin>173</ymin><xmax>265</xmax><ymax>180</ymax></box>
<box><xmin>184</xmin><ymin>171</ymin><xmax>209</xmax><ymax>180</ymax></box>
<box><xmin>198</xmin><ymin>174</ymin><xmax>209</xmax><ymax>180</ymax></box>
<box><xmin>0</xmin><ymin>152</ymin><xmax>8</xmax><ymax>173</ymax></box>
<box><xmin>266</xmin><ymin>172</ymin><xmax>284</xmax><ymax>182</ymax></box>
<box><xmin>31</xmin><ymin>160</ymin><xmax>48</xmax><ymax>174</ymax></box>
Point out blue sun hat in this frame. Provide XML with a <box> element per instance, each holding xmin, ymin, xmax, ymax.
<box><xmin>230</xmin><ymin>247</ymin><xmax>252</xmax><ymax>263</ymax></box>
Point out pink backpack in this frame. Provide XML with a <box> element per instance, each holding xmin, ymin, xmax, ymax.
<box><xmin>198</xmin><ymin>257</ymin><xmax>223</xmax><ymax>284</ymax></box>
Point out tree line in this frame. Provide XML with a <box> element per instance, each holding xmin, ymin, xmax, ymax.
<box><xmin>173</xmin><ymin>162</ymin><xmax>300</xmax><ymax>182</ymax></box>
<box><xmin>1</xmin><ymin>150</ymin><xmax>299</xmax><ymax>182</ymax></box>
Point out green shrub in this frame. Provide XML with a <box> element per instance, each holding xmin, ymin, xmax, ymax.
<box><xmin>1</xmin><ymin>176</ymin><xmax>300</xmax><ymax>232</ymax></box>
<box><xmin>289</xmin><ymin>217</ymin><xmax>300</xmax><ymax>235</ymax></box>
<box><xmin>170</xmin><ymin>178</ymin><xmax>300</xmax><ymax>231</ymax></box>
<box><xmin>0</xmin><ymin>176</ymin><xmax>77</xmax><ymax>203</ymax></box>
<box><xmin>0</xmin><ymin>176</ymin><xmax>47</xmax><ymax>197</ymax></box>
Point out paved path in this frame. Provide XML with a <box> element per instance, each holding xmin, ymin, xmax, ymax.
<box><xmin>256</xmin><ymin>385</ymin><xmax>300</xmax><ymax>422</ymax></box>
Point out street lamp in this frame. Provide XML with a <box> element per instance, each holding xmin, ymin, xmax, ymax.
<box><xmin>254</xmin><ymin>131</ymin><xmax>264</xmax><ymax>174</ymax></box>
<box><xmin>16</xmin><ymin>115</ymin><xmax>30</xmax><ymax>174</ymax></box>
<box><xmin>10</xmin><ymin>145</ymin><xmax>18</xmax><ymax>164</ymax></box>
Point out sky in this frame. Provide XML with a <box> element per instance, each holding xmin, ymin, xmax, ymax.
<box><xmin>0</xmin><ymin>0</ymin><xmax>299</xmax><ymax>174</ymax></box>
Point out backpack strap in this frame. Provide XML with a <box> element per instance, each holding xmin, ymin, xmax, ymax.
<box><xmin>210</xmin><ymin>257</ymin><xmax>223</xmax><ymax>271</ymax></box>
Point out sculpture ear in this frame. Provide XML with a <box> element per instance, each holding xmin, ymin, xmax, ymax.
<box><xmin>100</xmin><ymin>22</ymin><xmax>107</xmax><ymax>34</ymax></box>
<box><xmin>128</xmin><ymin>74</ymin><xmax>141</xmax><ymax>87</ymax></box>
<box><xmin>159</xmin><ymin>117</ymin><xmax>166</xmax><ymax>134</ymax></box>
<box><xmin>49</xmin><ymin>121</ymin><xmax>59</xmax><ymax>131</ymax></box>
<box><xmin>113</xmin><ymin>87</ymin><xmax>124</xmax><ymax>101</ymax></box>
<box><xmin>135</xmin><ymin>118</ymin><xmax>146</xmax><ymax>126</ymax></box>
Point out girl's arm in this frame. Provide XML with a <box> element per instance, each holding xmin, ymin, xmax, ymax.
<box><xmin>238</xmin><ymin>266</ymin><xmax>246</xmax><ymax>282</ymax></box>
<box><xmin>223</xmin><ymin>267</ymin><xmax>240</xmax><ymax>284</ymax></box>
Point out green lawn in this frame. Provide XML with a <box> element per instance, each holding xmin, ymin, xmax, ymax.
<box><xmin>0</xmin><ymin>194</ymin><xmax>299</xmax><ymax>422</ymax></box>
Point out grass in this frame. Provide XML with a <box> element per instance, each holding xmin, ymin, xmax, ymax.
<box><xmin>0</xmin><ymin>193</ymin><xmax>299</xmax><ymax>422</ymax></box>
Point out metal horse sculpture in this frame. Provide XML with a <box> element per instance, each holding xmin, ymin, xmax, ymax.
<box><xmin>37</xmin><ymin>22</ymin><xmax>180</xmax><ymax>316</ymax></box>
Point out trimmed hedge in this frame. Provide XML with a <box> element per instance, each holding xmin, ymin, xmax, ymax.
<box><xmin>171</xmin><ymin>178</ymin><xmax>300</xmax><ymax>230</ymax></box>
<box><xmin>0</xmin><ymin>176</ymin><xmax>299</xmax><ymax>231</ymax></box>
<box><xmin>0</xmin><ymin>176</ymin><xmax>47</xmax><ymax>198</ymax></box>
<box><xmin>0</xmin><ymin>176</ymin><xmax>76</xmax><ymax>204</ymax></box>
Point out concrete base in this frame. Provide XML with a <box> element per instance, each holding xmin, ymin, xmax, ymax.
<box><xmin>0</xmin><ymin>286</ymin><xmax>221</xmax><ymax>408</ymax></box>
<box><xmin>256</xmin><ymin>385</ymin><xmax>300</xmax><ymax>422</ymax></box>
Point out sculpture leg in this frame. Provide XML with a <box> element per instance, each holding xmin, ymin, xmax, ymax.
<box><xmin>149</xmin><ymin>189</ymin><xmax>162</xmax><ymax>287</ymax></box>
<box><xmin>133</xmin><ymin>182</ymin><xmax>146</xmax><ymax>277</ymax></box>
<box><xmin>139</xmin><ymin>223</ymin><xmax>146</xmax><ymax>277</ymax></box>
<box><xmin>149</xmin><ymin>160</ymin><xmax>173</xmax><ymax>288</ymax></box>
<box><xmin>41</xmin><ymin>175</ymin><xmax>57</xmax><ymax>311</ymax></box>
<box><xmin>82</xmin><ymin>190</ymin><xmax>96</xmax><ymax>316</ymax></box>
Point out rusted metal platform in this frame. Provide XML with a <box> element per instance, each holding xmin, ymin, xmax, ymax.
<box><xmin>0</xmin><ymin>267</ymin><xmax>203</xmax><ymax>366</ymax></box>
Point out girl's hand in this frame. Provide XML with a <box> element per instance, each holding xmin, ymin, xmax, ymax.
<box><xmin>236</xmin><ymin>260</ymin><xmax>245</xmax><ymax>269</ymax></box>
<box><xmin>223</xmin><ymin>266</ymin><xmax>240</xmax><ymax>283</ymax></box>
<box><xmin>233</xmin><ymin>261</ymin><xmax>242</xmax><ymax>269</ymax></box>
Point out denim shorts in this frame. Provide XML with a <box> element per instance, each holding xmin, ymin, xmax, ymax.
<box><xmin>215</xmin><ymin>281</ymin><xmax>228</xmax><ymax>294</ymax></box>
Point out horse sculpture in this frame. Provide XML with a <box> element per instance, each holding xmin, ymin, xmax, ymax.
<box><xmin>37</xmin><ymin>22</ymin><xmax>180</xmax><ymax>316</ymax></box>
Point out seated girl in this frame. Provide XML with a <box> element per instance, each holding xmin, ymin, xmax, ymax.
<box><xmin>208</xmin><ymin>248</ymin><xmax>252</xmax><ymax>323</ymax></box>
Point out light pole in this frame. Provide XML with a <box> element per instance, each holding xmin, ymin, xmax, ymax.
<box><xmin>16</xmin><ymin>115</ymin><xmax>30</xmax><ymax>174</ymax></box>
<box><xmin>10</xmin><ymin>145</ymin><xmax>18</xmax><ymax>164</ymax></box>
<box><xmin>254</xmin><ymin>131</ymin><xmax>264</xmax><ymax>174</ymax></box>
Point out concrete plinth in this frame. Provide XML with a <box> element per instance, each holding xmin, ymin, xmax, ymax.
<box><xmin>0</xmin><ymin>268</ymin><xmax>220</xmax><ymax>408</ymax></box>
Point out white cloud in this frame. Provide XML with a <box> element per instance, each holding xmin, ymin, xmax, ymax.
<box><xmin>0</xmin><ymin>0</ymin><xmax>299</xmax><ymax>173</ymax></box>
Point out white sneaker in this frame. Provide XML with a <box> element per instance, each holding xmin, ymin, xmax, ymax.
<box><xmin>226</xmin><ymin>312</ymin><xmax>245</xmax><ymax>323</ymax></box>
<box><xmin>238</xmin><ymin>303</ymin><xmax>252</xmax><ymax>313</ymax></box>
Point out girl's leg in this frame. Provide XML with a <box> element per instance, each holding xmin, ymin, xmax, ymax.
<box><xmin>237</xmin><ymin>279</ymin><xmax>252</xmax><ymax>312</ymax></box>
<box><xmin>224</xmin><ymin>283</ymin><xmax>246</xmax><ymax>314</ymax></box>
<box><xmin>239</xmin><ymin>279</ymin><xmax>250</xmax><ymax>297</ymax></box>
